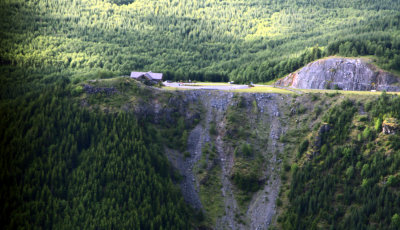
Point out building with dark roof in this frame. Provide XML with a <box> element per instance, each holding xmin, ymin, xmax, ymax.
<box><xmin>130</xmin><ymin>71</ymin><xmax>163</xmax><ymax>83</ymax></box>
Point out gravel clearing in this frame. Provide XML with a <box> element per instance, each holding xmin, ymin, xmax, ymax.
<box><xmin>164</xmin><ymin>82</ymin><xmax>249</xmax><ymax>90</ymax></box>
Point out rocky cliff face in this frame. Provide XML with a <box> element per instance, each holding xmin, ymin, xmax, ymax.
<box><xmin>276</xmin><ymin>58</ymin><xmax>400</xmax><ymax>91</ymax></box>
<box><xmin>161</xmin><ymin>90</ymin><xmax>293</xmax><ymax>230</ymax></box>
<box><xmin>82</xmin><ymin>80</ymin><xmax>338</xmax><ymax>229</ymax></box>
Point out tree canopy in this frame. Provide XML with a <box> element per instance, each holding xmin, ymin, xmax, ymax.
<box><xmin>0</xmin><ymin>0</ymin><xmax>399</xmax><ymax>83</ymax></box>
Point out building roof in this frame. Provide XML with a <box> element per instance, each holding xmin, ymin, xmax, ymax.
<box><xmin>130</xmin><ymin>71</ymin><xmax>163</xmax><ymax>80</ymax></box>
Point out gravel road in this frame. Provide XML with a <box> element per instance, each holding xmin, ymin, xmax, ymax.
<box><xmin>164</xmin><ymin>82</ymin><xmax>249</xmax><ymax>90</ymax></box>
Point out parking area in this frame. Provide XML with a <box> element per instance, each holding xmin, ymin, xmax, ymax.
<box><xmin>163</xmin><ymin>82</ymin><xmax>250</xmax><ymax>90</ymax></box>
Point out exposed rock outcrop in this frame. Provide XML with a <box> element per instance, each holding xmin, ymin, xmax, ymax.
<box><xmin>276</xmin><ymin>58</ymin><xmax>400</xmax><ymax>91</ymax></box>
<box><xmin>83</xmin><ymin>84</ymin><xmax>118</xmax><ymax>95</ymax></box>
<box><xmin>383</xmin><ymin>118</ymin><xmax>400</xmax><ymax>134</ymax></box>
<box><xmin>161</xmin><ymin>90</ymin><xmax>290</xmax><ymax>230</ymax></box>
<box><xmin>307</xmin><ymin>123</ymin><xmax>332</xmax><ymax>159</ymax></box>
<box><xmin>314</xmin><ymin>123</ymin><xmax>331</xmax><ymax>149</ymax></box>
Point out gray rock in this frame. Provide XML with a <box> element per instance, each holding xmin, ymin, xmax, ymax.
<box><xmin>382</xmin><ymin>118</ymin><xmax>400</xmax><ymax>134</ymax></box>
<box><xmin>314</xmin><ymin>123</ymin><xmax>332</xmax><ymax>149</ymax></box>
<box><xmin>276</xmin><ymin>58</ymin><xmax>400</xmax><ymax>91</ymax></box>
<box><xmin>83</xmin><ymin>84</ymin><xmax>118</xmax><ymax>95</ymax></box>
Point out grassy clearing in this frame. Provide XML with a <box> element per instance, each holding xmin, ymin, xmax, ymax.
<box><xmin>81</xmin><ymin>77</ymin><xmax>147</xmax><ymax>110</ymax></box>
<box><xmin>229</xmin><ymin>86</ymin><xmax>294</xmax><ymax>94</ymax></box>
<box><xmin>164</xmin><ymin>81</ymin><xmax>400</xmax><ymax>96</ymax></box>
<box><xmin>257</xmin><ymin>79</ymin><xmax>278</xmax><ymax>85</ymax></box>
<box><xmin>298</xmin><ymin>88</ymin><xmax>400</xmax><ymax>95</ymax></box>
<box><xmin>232</xmin><ymin>156</ymin><xmax>264</xmax><ymax>211</ymax></box>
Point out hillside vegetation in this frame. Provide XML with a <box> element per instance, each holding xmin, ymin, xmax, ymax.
<box><xmin>1</xmin><ymin>1</ymin><xmax>400</xmax><ymax>230</ymax></box>
<box><xmin>0</xmin><ymin>0</ymin><xmax>400</xmax><ymax>84</ymax></box>
<box><xmin>0</xmin><ymin>79</ymin><xmax>198</xmax><ymax>229</ymax></box>
<box><xmin>279</xmin><ymin>93</ymin><xmax>400</xmax><ymax>230</ymax></box>
<box><xmin>2</xmin><ymin>72</ymin><xmax>400</xmax><ymax>229</ymax></box>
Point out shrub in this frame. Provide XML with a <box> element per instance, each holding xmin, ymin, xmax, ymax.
<box><xmin>276</xmin><ymin>198</ymin><xmax>282</xmax><ymax>207</ymax></box>
<box><xmin>180</xmin><ymin>130</ymin><xmax>188</xmax><ymax>151</ymax></box>
<box><xmin>387</xmin><ymin>175</ymin><xmax>400</xmax><ymax>187</ymax></box>
<box><xmin>297</xmin><ymin>139</ymin><xmax>309</xmax><ymax>158</ymax></box>
<box><xmin>238</xmin><ymin>96</ymin><xmax>246</xmax><ymax>108</ymax></box>
<box><xmin>72</xmin><ymin>85</ymin><xmax>83</xmax><ymax>96</ymax></box>
<box><xmin>314</xmin><ymin>106</ymin><xmax>322</xmax><ymax>117</ymax></box>
<box><xmin>227</xmin><ymin>110</ymin><xmax>238</xmax><ymax>123</ymax></box>
<box><xmin>291</xmin><ymin>163</ymin><xmax>298</xmax><ymax>173</ymax></box>
<box><xmin>345</xmin><ymin>166</ymin><xmax>355</xmax><ymax>179</ymax></box>
<box><xmin>392</xmin><ymin>214</ymin><xmax>400</xmax><ymax>228</ymax></box>
<box><xmin>209</xmin><ymin>122</ymin><xmax>217</xmax><ymax>135</ymax></box>
<box><xmin>241</xmin><ymin>143</ymin><xmax>253</xmax><ymax>157</ymax></box>
<box><xmin>252</xmin><ymin>100</ymin><xmax>258</xmax><ymax>113</ymax></box>
<box><xmin>311</xmin><ymin>94</ymin><xmax>319</xmax><ymax>101</ymax></box>
<box><xmin>321</xmin><ymin>144</ymin><xmax>328</xmax><ymax>155</ymax></box>
<box><xmin>362</xmin><ymin>127</ymin><xmax>371</xmax><ymax>141</ymax></box>
<box><xmin>284</xmin><ymin>162</ymin><xmax>291</xmax><ymax>172</ymax></box>
<box><xmin>183</xmin><ymin>151</ymin><xmax>191</xmax><ymax>158</ymax></box>
<box><xmin>375</xmin><ymin>117</ymin><xmax>382</xmax><ymax>132</ymax></box>
<box><xmin>297</xmin><ymin>104</ymin><xmax>307</xmax><ymax>114</ymax></box>
<box><xmin>234</xmin><ymin>147</ymin><xmax>239</xmax><ymax>157</ymax></box>
<box><xmin>96</xmin><ymin>70</ymin><xmax>114</xmax><ymax>79</ymax></box>
<box><xmin>232</xmin><ymin>171</ymin><xmax>260</xmax><ymax>192</ymax></box>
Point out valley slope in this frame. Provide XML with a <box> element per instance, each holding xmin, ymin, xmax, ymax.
<box><xmin>156</xmin><ymin>85</ymin><xmax>400</xmax><ymax>230</ymax></box>
<box><xmin>2</xmin><ymin>76</ymin><xmax>400</xmax><ymax>229</ymax></box>
<box><xmin>2</xmin><ymin>0</ymin><xmax>400</xmax><ymax>229</ymax></box>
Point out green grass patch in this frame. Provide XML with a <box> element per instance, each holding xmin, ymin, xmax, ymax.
<box><xmin>297</xmin><ymin>88</ymin><xmax>400</xmax><ymax>95</ymax></box>
<box><xmin>257</xmin><ymin>79</ymin><xmax>279</xmax><ymax>85</ymax></box>
<box><xmin>231</xmin><ymin>154</ymin><xmax>265</xmax><ymax>211</ymax></box>
<box><xmin>230</xmin><ymin>86</ymin><xmax>294</xmax><ymax>94</ymax></box>
<box><xmin>232</xmin><ymin>157</ymin><xmax>263</xmax><ymax>192</ymax></box>
<box><xmin>198</xmin><ymin>165</ymin><xmax>225</xmax><ymax>226</ymax></box>
<box><xmin>82</xmin><ymin>77</ymin><xmax>148</xmax><ymax>110</ymax></box>
<box><xmin>235</xmin><ymin>190</ymin><xmax>253</xmax><ymax>213</ymax></box>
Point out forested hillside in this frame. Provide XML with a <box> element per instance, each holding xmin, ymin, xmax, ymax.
<box><xmin>1</xmin><ymin>0</ymin><xmax>400</xmax><ymax>83</ymax></box>
<box><xmin>2</xmin><ymin>1</ymin><xmax>400</xmax><ymax>230</ymax></box>
<box><xmin>279</xmin><ymin>94</ymin><xmax>400</xmax><ymax>230</ymax></box>
<box><xmin>0</xmin><ymin>79</ymin><xmax>197</xmax><ymax>229</ymax></box>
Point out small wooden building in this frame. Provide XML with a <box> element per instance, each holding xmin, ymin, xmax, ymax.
<box><xmin>130</xmin><ymin>71</ymin><xmax>163</xmax><ymax>84</ymax></box>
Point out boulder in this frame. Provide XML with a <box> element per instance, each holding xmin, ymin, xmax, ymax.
<box><xmin>315</xmin><ymin>123</ymin><xmax>331</xmax><ymax>146</ymax></box>
<box><xmin>382</xmin><ymin>118</ymin><xmax>400</xmax><ymax>134</ymax></box>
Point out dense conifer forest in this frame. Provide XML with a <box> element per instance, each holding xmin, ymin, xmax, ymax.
<box><xmin>0</xmin><ymin>79</ymin><xmax>196</xmax><ymax>229</ymax></box>
<box><xmin>281</xmin><ymin>94</ymin><xmax>400</xmax><ymax>229</ymax></box>
<box><xmin>1</xmin><ymin>0</ymin><xmax>400</xmax><ymax>229</ymax></box>
<box><xmin>1</xmin><ymin>0</ymin><xmax>400</xmax><ymax>83</ymax></box>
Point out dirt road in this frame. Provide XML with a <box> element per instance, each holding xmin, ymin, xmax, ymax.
<box><xmin>164</xmin><ymin>82</ymin><xmax>250</xmax><ymax>90</ymax></box>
